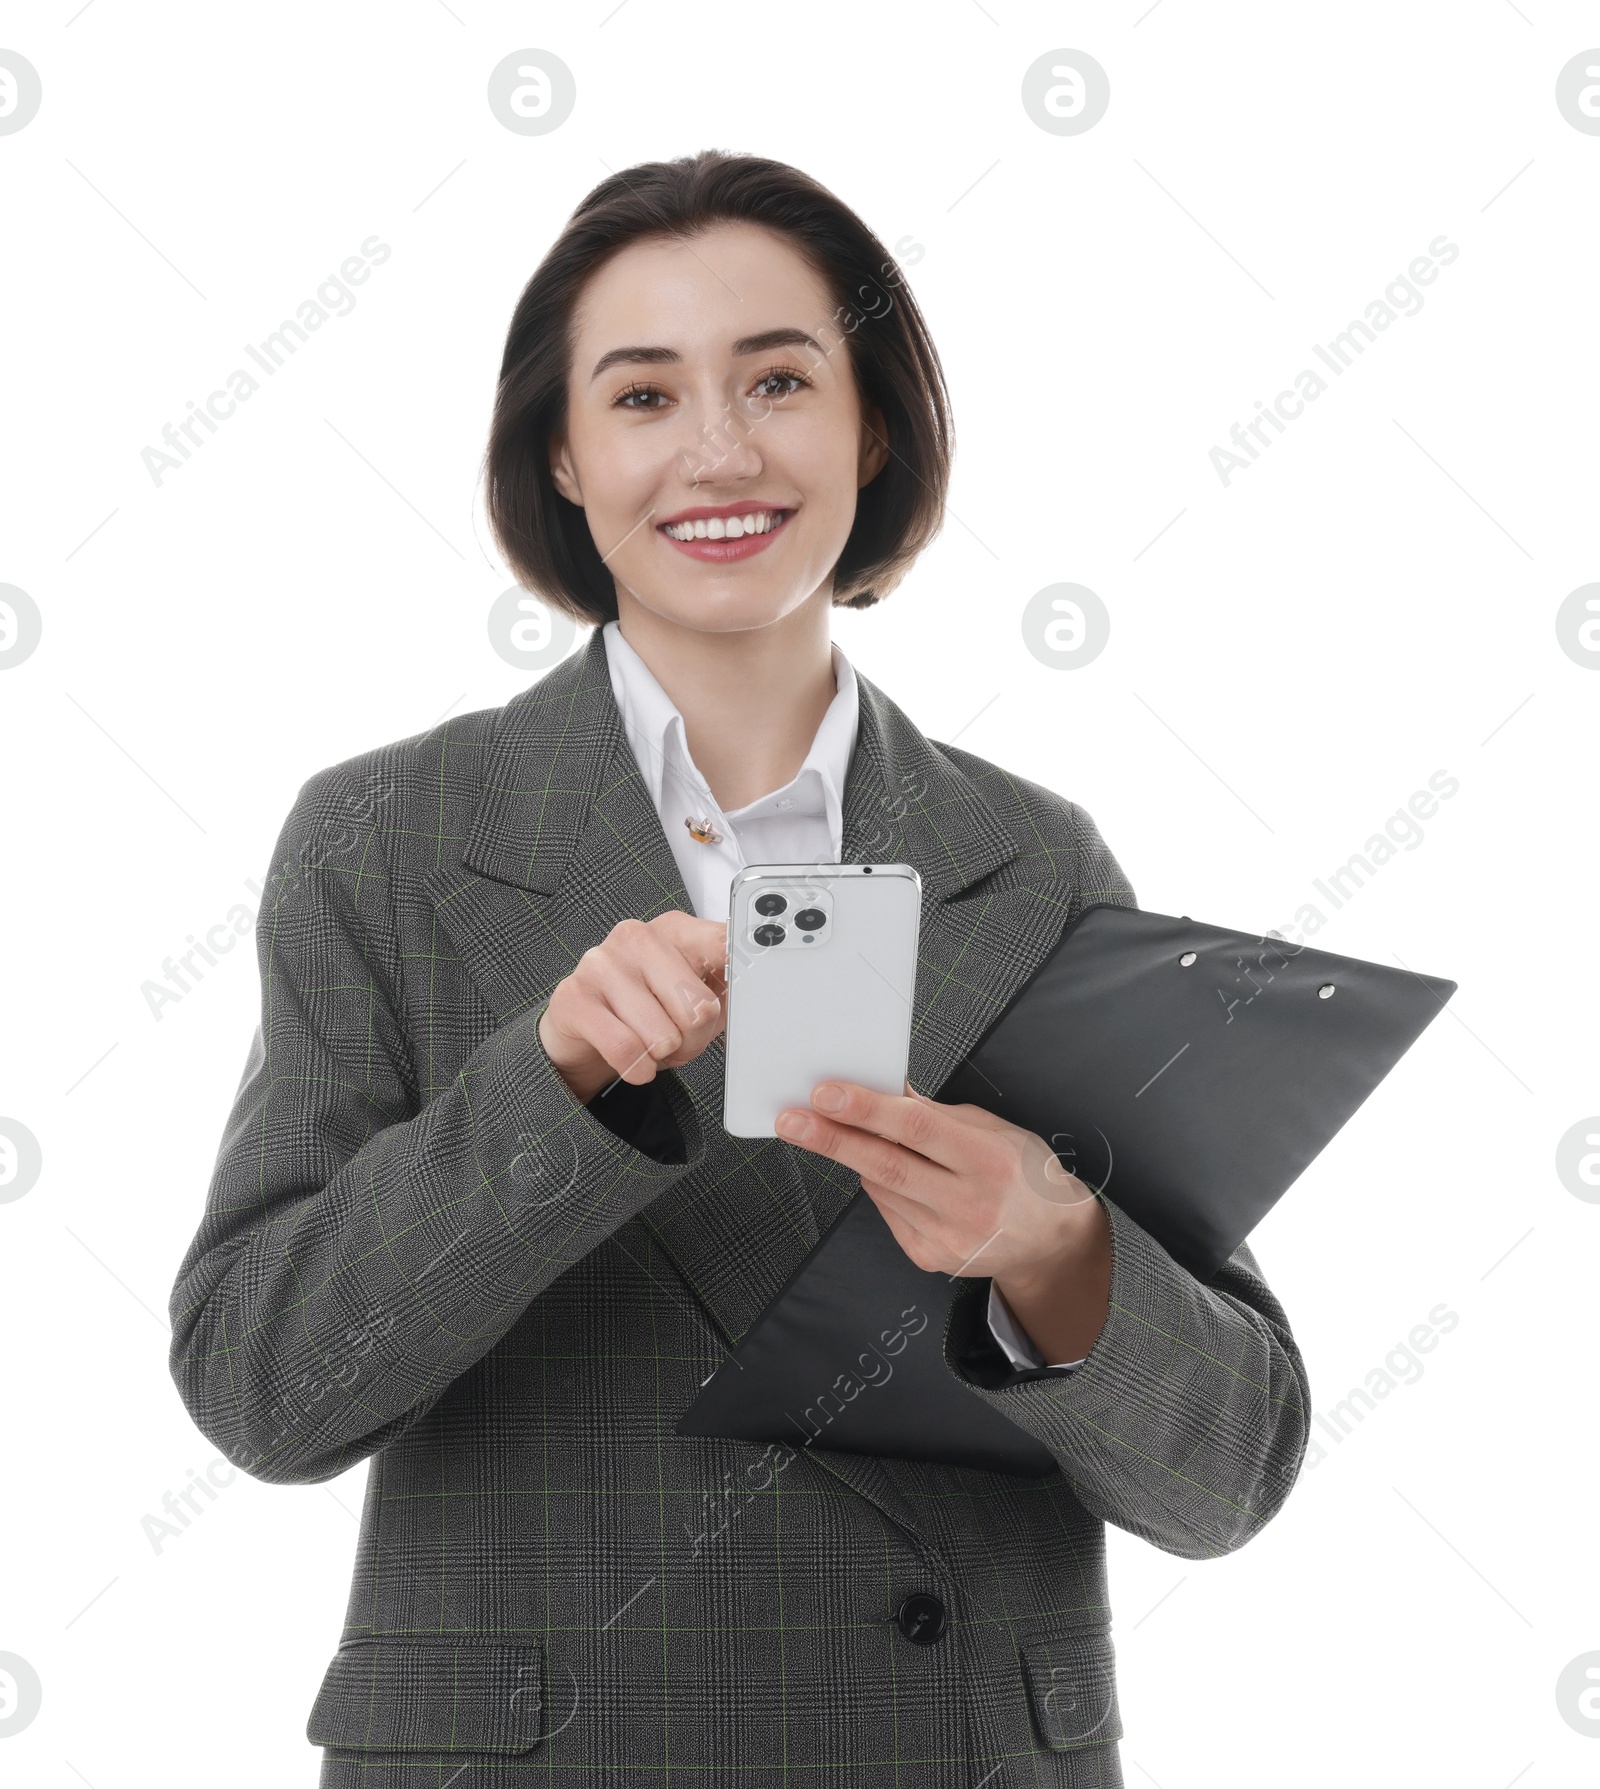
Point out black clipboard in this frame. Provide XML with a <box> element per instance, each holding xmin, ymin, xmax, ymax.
<box><xmin>677</xmin><ymin>903</ymin><xmax>1457</xmax><ymax>1476</ymax></box>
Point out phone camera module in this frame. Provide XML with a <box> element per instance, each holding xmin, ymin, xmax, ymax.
<box><xmin>753</xmin><ymin>892</ymin><xmax>787</xmax><ymax>917</ymax></box>
<box><xmin>793</xmin><ymin>908</ymin><xmax>826</xmax><ymax>932</ymax></box>
<box><xmin>752</xmin><ymin>922</ymin><xmax>785</xmax><ymax>947</ymax></box>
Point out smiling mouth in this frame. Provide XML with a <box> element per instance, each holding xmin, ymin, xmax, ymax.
<box><xmin>657</xmin><ymin>507</ymin><xmax>792</xmax><ymax>542</ymax></box>
<box><xmin>656</xmin><ymin>506</ymin><xmax>795</xmax><ymax>562</ymax></box>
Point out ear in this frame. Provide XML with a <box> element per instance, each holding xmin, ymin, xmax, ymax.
<box><xmin>858</xmin><ymin>404</ymin><xmax>891</xmax><ymax>489</ymax></box>
<box><xmin>549</xmin><ymin>433</ymin><xmax>583</xmax><ymax>508</ymax></box>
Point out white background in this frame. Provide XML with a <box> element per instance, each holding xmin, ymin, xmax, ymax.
<box><xmin>1</xmin><ymin>3</ymin><xmax>1594</xmax><ymax>1785</ymax></box>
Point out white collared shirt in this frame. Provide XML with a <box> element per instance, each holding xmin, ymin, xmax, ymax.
<box><xmin>600</xmin><ymin>620</ymin><xmax>1082</xmax><ymax>1375</ymax></box>
<box><xmin>602</xmin><ymin>619</ymin><xmax>858</xmax><ymax>926</ymax></box>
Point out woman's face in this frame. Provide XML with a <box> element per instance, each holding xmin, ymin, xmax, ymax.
<box><xmin>550</xmin><ymin>221</ymin><xmax>888</xmax><ymax>636</ymax></box>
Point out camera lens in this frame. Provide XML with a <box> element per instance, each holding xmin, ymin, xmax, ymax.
<box><xmin>793</xmin><ymin>908</ymin><xmax>826</xmax><ymax>932</ymax></box>
<box><xmin>754</xmin><ymin>891</ymin><xmax>787</xmax><ymax>916</ymax></box>
<box><xmin>753</xmin><ymin>923</ymin><xmax>785</xmax><ymax>947</ymax></box>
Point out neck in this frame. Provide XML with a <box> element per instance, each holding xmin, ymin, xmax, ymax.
<box><xmin>614</xmin><ymin>591</ymin><xmax>838</xmax><ymax>813</ymax></box>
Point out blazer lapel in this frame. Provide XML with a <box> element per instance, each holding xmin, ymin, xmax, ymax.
<box><xmin>422</xmin><ymin>629</ymin><xmax>1083</xmax><ymax>1532</ymax></box>
<box><xmin>422</xmin><ymin>631</ymin><xmax>827</xmax><ymax>1347</ymax></box>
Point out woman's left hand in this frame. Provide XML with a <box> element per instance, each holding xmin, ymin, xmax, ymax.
<box><xmin>774</xmin><ymin>1079</ymin><xmax>1113</xmax><ymax>1363</ymax></box>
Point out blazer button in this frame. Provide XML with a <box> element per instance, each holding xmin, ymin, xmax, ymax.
<box><xmin>895</xmin><ymin>1592</ymin><xmax>948</xmax><ymax>1646</ymax></box>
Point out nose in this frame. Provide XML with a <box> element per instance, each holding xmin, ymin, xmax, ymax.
<box><xmin>672</xmin><ymin>388</ymin><xmax>767</xmax><ymax>482</ymax></box>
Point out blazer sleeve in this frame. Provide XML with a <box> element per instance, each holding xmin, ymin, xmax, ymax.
<box><xmin>167</xmin><ymin>763</ymin><xmax>706</xmax><ymax>1488</ymax></box>
<box><xmin>941</xmin><ymin>794</ymin><xmax>1313</xmax><ymax>1560</ymax></box>
<box><xmin>944</xmin><ymin>1206</ymin><xmax>1312</xmax><ymax>1559</ymax></box>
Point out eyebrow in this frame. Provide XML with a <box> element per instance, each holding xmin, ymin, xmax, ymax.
<box><xmin>588</xmin><ymin>327</ymin><xmax>823</xmax><ymax>383</ymax></box>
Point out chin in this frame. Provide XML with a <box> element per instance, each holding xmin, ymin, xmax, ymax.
<box><xmin>628</xmin><ymin>578</ymin><xmax>817</xmax><ymax>636</ymax></box>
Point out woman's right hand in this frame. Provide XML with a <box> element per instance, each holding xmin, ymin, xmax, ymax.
<box><xmin>537</xmin><ymin>913</ymin><xmax>729</xmax><ymax>1106</ymax></box>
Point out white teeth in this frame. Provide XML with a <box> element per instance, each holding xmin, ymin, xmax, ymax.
<box><xmin>662</xmin><ymin>509</ymin><xmax>786</xmax><ymax>542</ymax></box>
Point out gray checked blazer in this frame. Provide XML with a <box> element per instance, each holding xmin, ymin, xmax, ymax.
<box><xmin>167</xmin><ymin>625</ymin><xmax>1312</xmax><ymax>1787</ymax></box>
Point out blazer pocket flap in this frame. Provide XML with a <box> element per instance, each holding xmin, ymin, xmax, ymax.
<box><xmin>1020</xmin><ymin>1630</ymin><xmax>1123</xmax><ymax>1751</ymax></box>
<box><xmin>307</xmin><ymin>1638</ymin><xmax>543</xmax><ymax>1754</ymax></box>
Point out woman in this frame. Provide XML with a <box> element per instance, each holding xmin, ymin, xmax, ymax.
<box><xmin>168</xmin><ymin>150</ymin><xmax>1310</xmax><ymax>1786</ymax></box>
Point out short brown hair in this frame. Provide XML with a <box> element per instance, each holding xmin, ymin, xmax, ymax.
<box><xmin>483</xmin><ymin>149</ymin><xmax>954</xmax><ymax>627</ymax></box>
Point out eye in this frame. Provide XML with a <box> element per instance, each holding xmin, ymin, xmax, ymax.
<box><xmin>753</xmin><ymin>366</ymin><xmax>812</xmax><ymax>401</ymax></box>
<box><xmin>614</xmin><ymin>382</ymin><xmax>669</xmax><ymax>411</ymax></box>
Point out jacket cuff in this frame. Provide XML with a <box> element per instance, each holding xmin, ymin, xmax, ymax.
<box><xmin>948</xmin><ymin>1277</ymin><xmax>1083</xmax><ymax>1387</ymax></box>
<box><xmin>946</xmin><ymin>1191</ymin><xmax>1169</xmax><ymax>1398</ymax></box>
<box><xmin>499</xmin><ymin>1001</ymin><xmax>707</xmax><ymax>1187</ymax></box>
<box><xmin>584</xmin><ymin>1073</ymin><xmax>689</xmax><ymax>1164</ymax></box>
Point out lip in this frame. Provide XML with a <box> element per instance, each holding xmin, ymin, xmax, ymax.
<box><xmin>656</xmin><ymin>500</ymin><xmax>794</xmax><ymax>564</ymax></box>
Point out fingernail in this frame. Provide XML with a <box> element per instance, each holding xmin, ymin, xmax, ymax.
<box><xmin>776</xmin><ymin>1111</ymin><xmax>812</xmax><ymax>1142</ymax></box>
<box><xmin>812</xmin><ymin>1083</ymin><xmax>845</xmax><ymax>1113</ymax></box>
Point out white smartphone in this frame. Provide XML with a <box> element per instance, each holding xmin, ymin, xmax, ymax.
<box><xmin>721</xmin><ymin>862</ymin><xmax>923</xmax><ymax>1138</ymax></box>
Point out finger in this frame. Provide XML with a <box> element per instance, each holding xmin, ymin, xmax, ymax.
<box><xmin>606</xmin><ymin>924</ymin><xmax>726</xmax><ymax>1045</ymax></box>
<box><xmin>559</xmin><ymin>984</ymin><xmax>664</xmax><ymax>1086</ymax></box>
<box><xmin>655</xmin><ymin>973</ymin><xmax>726</xmax><ymax>1067</ymax></box>
<box><xmin>859</xmin><ymin>1182</ymin><xmax>946</xmax><ymax>1273</ymax></box>
<box><xmin>904</xmin><ymin>1077</ymin><xmax>1018</xmax><ymax>1134</ymax></box>
<box><xmin>648</xmin><ymin>946</ymin><xmax>727</xmax><ymax>1042</ymax></box>
<box><xmin>773</xmin><ymin>1108</ymin><xmax>951</xmax><ymax>1209</ymax></box>
<box><xmin>937</xmin><ymin>1101</ymin><xmax>1018</xmax><ymax>1135</ymax></box>
<box><xmin>657</xmin><ymin>937</ymin><xmax>728</xmax><ymax>1013</ymax></box>
<box><xmin>653</xmin><ymin>912</ymin><xmax>728</xmax><ymax>993</ymax></box>
<box><xmin>588</xmin><ymin>956</ymin><xmax>702</xmax><ymax>1068</ymax></box>
<box><xmin>860</xmin><ymin>1176</ymin><xmax>944</xmax><ymax>1243</ymax></box>
<box><xmin>808</xmin><ymin>1079</ymin><xmax>985</xmax><ymax>1173</ymax></box>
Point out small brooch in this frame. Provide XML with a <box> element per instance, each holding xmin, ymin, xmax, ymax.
<box><xmin>684</xmin><ymin>815</ymin><xmax>724</xmax><ymax>845</ymax></box>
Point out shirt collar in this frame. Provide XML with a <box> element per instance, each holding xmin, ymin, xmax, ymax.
<box><xmin>601</xmin><ymin>618</ymin><xmax>859</xmax><ymax>838</ymax></box>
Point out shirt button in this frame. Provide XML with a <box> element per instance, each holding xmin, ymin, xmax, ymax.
<box><xmin>775</xmin><ymin>797</ymin><xmax>795</xmax><ymax>810</ymax></box>
<box><xmin>894</xmin><ymin>1592</ymin><xmax>948</xmax><ymax>1645</ymax></box>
